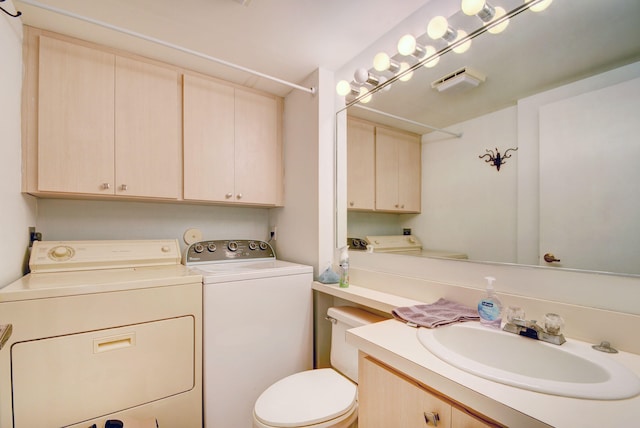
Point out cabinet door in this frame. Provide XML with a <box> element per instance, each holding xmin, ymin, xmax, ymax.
<box><xmin>375</xmin><ymin>127</ymin><xmax>421</xmax><ymax>212</ymax></box>
<box><xmin>347</xmin><ymin>118</ymin><xmax>375</xmax><ymax>210</ymax></box>
<box><xmin>183</xmin><ymin>74</ymin><xmax>235</xmax><ymax>202</ymax></box>
<box><xmin>234</xmin><ymin>88</ymin><xmax>282</xmax><ymax>205</ymax></box>
<box><xmin>37</xmin><ymin>36</ymin><xmax>115</xmax><ymax>195</ymax></box>
<box><xmin>452</xmin><ymin>407</ymin><xmax>500</xmax><ymax>428</ymax></box>
<box><xmin>115</xmin><ymin>57</ymin><xmax>180</xmax><ymax>199</ymax></box>
<box><xmin>359</xmin><ymin>355</ymin><xmax>451</xmax><ymax>428</ymax></box>
<box><xmin>398</xmin><ymin>131</ymin><xmax>422</xmax><ymax>212</ymax></box>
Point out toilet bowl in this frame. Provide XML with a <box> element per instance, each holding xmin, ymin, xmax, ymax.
<box><xmin>252</xmin><ymin>307</ymin><xmax>385</xmax><ymax>428</ymax></box>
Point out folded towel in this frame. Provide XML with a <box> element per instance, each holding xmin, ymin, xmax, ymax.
<box><xmin>392</xmin><ymin>298</ymin><xmax>479</xmax><ymax>328</ymax></box>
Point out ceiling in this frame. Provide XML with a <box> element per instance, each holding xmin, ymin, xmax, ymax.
<box><xmin>13</xmin><ymin>0</ymin><xmax>432</xmax><ymax>96</ymax></box>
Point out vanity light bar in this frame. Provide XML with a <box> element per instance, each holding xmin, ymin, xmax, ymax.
<box><xmin>342</xmin><ymin>0</ymin><xmax>549</xmax><ymax>108</ymax></box>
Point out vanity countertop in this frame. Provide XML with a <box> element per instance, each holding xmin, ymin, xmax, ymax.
<box><xmin>347</xmin><ymin>319</ymin><xmax>640</xmax><ymax>427</ymax></box>
<box><xmin>314</xmin><ymin>282</ymin><xmax>640</xmax><ymax>427</ymax></box>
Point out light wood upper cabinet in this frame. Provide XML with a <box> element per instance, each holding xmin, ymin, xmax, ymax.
<box><xmin>359</xmin><ymin>354</ymin><xmax>503</xmax><ymax>428</ymax></box>
<box><xmin>114</xmin><ymin>57</ymin><xmax>181</xmax><ymax>199</ymax></box>
<box><xmin>347</xmin><ymin>118</ymin><xmax>375</xmax><ymax>210</ymax></box>
<box><xmin>183</xmin><ymin>73</ymin><xmax>283</xmax><ymax>206</ymax></box>
<box><xmin>37</xmin><ymin>35</ymin><xmax>116</xmax><ymax>195</ymax></box>
<box><xmin>375</xmin><ymin>126</ymin><xmax>421</xmax><ymax>213</ymax></box>
<box><xmin>33</xmin><ymin>33</ymin><xmax>180</xmax><ymax>199</ymax></box>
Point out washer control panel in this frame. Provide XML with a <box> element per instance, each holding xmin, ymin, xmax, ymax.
<box><xmin>184</xmin><ymin>240</ymin><xmax>275</xmax><ymax>264</ymax></box>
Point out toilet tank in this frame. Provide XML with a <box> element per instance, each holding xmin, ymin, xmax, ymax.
<box><xmin>328</xmin><ymin>306</ymin><xmax>385</xmax><ymax>383</ymax></box>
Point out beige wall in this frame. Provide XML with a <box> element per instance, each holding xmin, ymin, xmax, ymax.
<box><xmin>0</xmin><ymin>6</ymin><xmax>37</xmax><ymax>286</ymax></box>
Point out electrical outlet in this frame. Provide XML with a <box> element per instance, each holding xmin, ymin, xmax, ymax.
<box><xmin>29</xmin><ymin>227</ymin><xmax>42</xmax><ymax>246</ymax></box>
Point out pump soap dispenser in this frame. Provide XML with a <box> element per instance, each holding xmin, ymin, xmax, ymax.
<box><xmin>477</xmin><ymin>276</ymin><xmax>503</xmax><ymax>328</ymax></box>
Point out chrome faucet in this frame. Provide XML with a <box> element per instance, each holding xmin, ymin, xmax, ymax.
<box><xmin>502</xmin><ymin>309</ymin><xmax>566</xmax><ymax>345</ymax></box>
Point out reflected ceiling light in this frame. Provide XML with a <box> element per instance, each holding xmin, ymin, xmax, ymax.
<box><xmin>427</xmin><ymin>16</ymin><xmax>457</xmax><ymax>42</ymax></box>
<box><xmin>397</xmin><ymin>34</ymin><xmax>426</xmax><ymax>58</ymax></box>
<box><xmin>358</xmin><ymin>87</ymin><xmax>372</xmax><ymax>103</ymax></box>
<box><xmin>336</xmin><ymin>80</ymin><xmax>356</xmax><ymax>96</ymax></box>
<box><xmin>487</xmin><ymin>6</ymin><xmax>509</xmax><ymax>34</ymax></box>
<box><xmin>373</xmin><ymin>52</ymin><xmax>401</xmax><ymax>73</ymax></box>
<box><xmin>422</xmin><ymin>45</ymin><xmax>440</xmax><ymax>68</ymax></box>
<box><xmin>461</xmin><ymin>0</ymin><xmax>495</xmax><ymax>22</ymax></box>
<box><xmin>452</xmin><ymin>30</ymin><xmax>472</xmax><ymax>54</ymax></box>
<box><xmin>525</xmin><ymin>0</ymin><xmax>553</xmax><ymax>12</ymax></box>
<box><xmin>398</xmin><ymin>62</ymin><xmax>413</xmax><ymax>82</ymax></box>
<box><xmin>353</xmin><ymin>68</ymin><xmax>380</xmax><ymax>86</ymax></box>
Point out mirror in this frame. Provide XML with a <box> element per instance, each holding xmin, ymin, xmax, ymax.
<box><xmin>341</xmin><ymin>0</ymin><xmax>640</xmax><ymax>276</ymax></box>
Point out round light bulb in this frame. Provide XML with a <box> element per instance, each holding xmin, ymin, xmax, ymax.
<box><xmin>398</xmin><ymin>62</ymin><xmax>413</xmax><ymax>82</ymax></box>
<box><xmin>487</xmin><ymin>6</ymin><xmax>509</xmax><ymax>34</ymax></box>
<box><xmin>427</xmin><ymin>16</ymin><xmax>449</xmax><ymax>40</ymax></box>
<box><xmin>452</xmin><ymin>30</ymin><xmax>472</xmax><ymax>54</ymax></box>
<box><xmin>526</xmin><ymin>0</ymin><xmax>553</xmax><ymax>12</ymax></box>
<box><xmin>358</xmin><ymin>87</ymin><xmax>372</xmax><ymax>103</ymax></box>
<box><xmin>373</xmin><ymin>52</ymin><xmax>391</xmax><ymax>72</ymax></box>
<box><xmin>336</xmin><ymin>80</ymin><xmax>352</xmax><ymax>96</ymax></box>
<box><xmin>422</xmin><ymin>45</ymin><xmax>440</xmax><ymax>68</ymax></box>
<box><xmin>397</xmin><ymin>34</ymin><xmax>417</xmax><ymax>56</ymax></box>
<box><xmin>461</xmin><ymin>0</ymin><xmax>486</xmax><ymax>16</ymax></box>
<box><xmin>353</xmin><ymin>68</ymin><xmax>369</xmax><ymax>85</ymax></box>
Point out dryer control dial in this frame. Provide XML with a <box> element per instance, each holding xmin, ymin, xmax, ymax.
<box><xmin>227</xmin><ymin>241</ymin><xmax>239</xmax><ymax>252</ymax></box>
<box><xmin>48</xmin><ymin>245</ymin><xmax>75</xmax><ymax>261</ymax></box>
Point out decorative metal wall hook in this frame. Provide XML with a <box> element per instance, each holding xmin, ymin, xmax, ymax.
<box><xmin>0</xmin><ymin>0</ymin><xmax>22</xmax><ymax>17</ymax></box>
<box><xmin>479</xmin><ymin>147</ymin><xmax>518</xmax><ymax>171</ymax></box>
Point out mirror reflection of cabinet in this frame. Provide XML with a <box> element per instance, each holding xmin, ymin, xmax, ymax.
<box><xmin>347</xmin><ymin>117</ymin><xmax>421</xmax><ymax>213</ymax></box>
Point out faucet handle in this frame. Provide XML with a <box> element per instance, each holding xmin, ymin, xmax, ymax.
<box><xmin>544</xmin><ymin>313</ymin><xmax>564</xmax><ymax>335</ymax></box>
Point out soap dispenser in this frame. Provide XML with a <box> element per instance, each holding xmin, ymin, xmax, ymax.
<box><xmin>338</xmin><ymin>246</ymin><xmax>350</xmax><ymax>288</ymax></box>
<box><xmin>477</xmin><ymin>276</ymin><xmax>503</xmax><ymax>328</ymax></box>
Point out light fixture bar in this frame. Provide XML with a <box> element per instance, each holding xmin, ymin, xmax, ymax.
<box><xmin>353</xmin><ymin>104</ymin><xmax>462</xmax><ymax>138</ymax></box>
<box><xmin>18</xmin><ymin>0</ymin><xmax>316</xmax><ymax>94</ymax></box>
<box><xmin>345</xmin><ymin>0</ymin><xmax>546</xmax><ymax>107</ymax></box>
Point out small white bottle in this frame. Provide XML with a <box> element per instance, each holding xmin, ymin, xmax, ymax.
<box><xmin>477</xmin><ymin>276</ymin><xmax>503</xmax><ymax>328</ymax></box>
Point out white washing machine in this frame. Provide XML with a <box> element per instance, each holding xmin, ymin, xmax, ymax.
<box><xmin>0</xmin><ymin>239</ymin><xmax>203</xmax><ymax>428</ymax></box>
<box><xmin>184</xmin><ymin>239</ymin><xmax>313</xmax><ymax>428</ymax></box>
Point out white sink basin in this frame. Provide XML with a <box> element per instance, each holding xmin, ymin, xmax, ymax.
<box><xmin>417</xmin><ymin>322</ymin><xmax>640</xmax><ymax>400</ymax></box>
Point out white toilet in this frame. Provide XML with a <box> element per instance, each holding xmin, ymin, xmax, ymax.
<box><xmin>253</xmin><ymin>306</ymin><xmax>385</xmax><ymax>428</ymax></box>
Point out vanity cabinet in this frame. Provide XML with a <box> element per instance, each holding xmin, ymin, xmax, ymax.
<box><xmin>375</xmin><ymin>126</ymin><xmax>421</xmax><ymax>213</ymax></box>
<box><xmin>359</xmin><ymin>354</ymin><xmax>501</xmax><ymax>428</ymax></box>
<box><xmin>183</xmin><ymin>73</ymin><xmax>283</xmax><ymax>206</ymax></box>
<box><xmin>32</xmin><ymin>32</ymin><xmax>180</xmax><ymax>199</ymax></box>
<box><xmin>347</xmin><ymin>118</ymin><xmax>376</xmax><ymax>210</ymax></box>
<box><xmin>346</xmin><ymin>117</ymin><xmax>421</xmax><ymax>213</ymax></box>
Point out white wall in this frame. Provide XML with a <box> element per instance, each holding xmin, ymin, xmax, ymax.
<box><xmin>0</xmin><ymin>5</ymin><xmax>37</xmax><ymax>286</ymax></box>
<box><xmin>270</xmin><ymin>68</ymin><xmax>335</xmax><ymax>274</ymax></box>
<box><xmin>35</xmin><ymin>199</ymin><xmax>270</xmax><ymax>254</ymax></box>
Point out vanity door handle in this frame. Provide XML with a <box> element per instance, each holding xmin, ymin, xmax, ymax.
<box><xmin>544</xmin><ymin>253</ymin><xmax>561</xmax><ymax>263</ymax></box>
<box><xmin>423</xmin><ymin>411</ymin><xmax>440</xmax><ymax>426</ymax></box>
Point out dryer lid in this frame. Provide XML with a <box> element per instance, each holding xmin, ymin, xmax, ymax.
<box><xmin>254</xmin><ymin>368</ymin><xmax>357</xmax><ymax>427</ymax></box>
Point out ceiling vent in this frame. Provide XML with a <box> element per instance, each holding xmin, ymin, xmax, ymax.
<box><xmin>431</xmin><ymin>67</ymin><xmax>486</xmax><ymax>92</ymax></box>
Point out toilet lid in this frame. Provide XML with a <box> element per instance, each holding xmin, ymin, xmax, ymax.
<box><xmin>254</xmin><ymin>368</ymin><xmax>357</xmax><ymax>428</ymax></box>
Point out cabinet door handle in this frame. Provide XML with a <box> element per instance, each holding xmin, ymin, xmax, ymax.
<box><xmin>102</xmin><ymin>183</ymin><xmax>111</xmax><ymax>190</ymax></box>
<box><xmin>236</xmin><ymin>193</ymin><xmax>243</xmax><ymax>200</ymax></box>
<box><xmin>120</xmin><ymin>184</ymin><xmax>128</xmax><ymax>191</ymax></box>
<box><xmin>424</xmin><ymin>411</ymin><xmax>440</xmax><ymax>426</ymax></box>
<box><xmin>225</xmin><ymin>193</ymin><xmax>233</xmax><ymax>199</ymax></box>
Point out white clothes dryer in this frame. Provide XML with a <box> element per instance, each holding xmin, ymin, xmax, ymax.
<box><xmin>0</xmin><ymin>239</ymin><xmax>203</xmax><ymax>428</ymax></box>
<box><xmin>184</xmin><ymin>239</ymin><xmax>313</xmax><ymax>428</ymax></box>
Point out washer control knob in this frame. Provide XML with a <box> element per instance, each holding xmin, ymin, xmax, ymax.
<box><xmin>259</xmin><ymin>241</ymin><xmax>268</xmax><ymax>250</ymax></box>
<box><xmin>227</xmin><ymin>241</ymin><xmax>238</xmax><ymax>252</ymax></box>
<box><xmin>194</xmin><ymin>243</ymin><xmax>205</xmax><ymax>253</ymax></box>
<box><xmin>248</xmin><ymin>241</ymin><xmax>258</xmax><ymax>250</ymax></box>
<box><xmin>207</xmin><ymin>243</ymin><xmax>217</xmax><ymax>252</ymax></box>
<box><xmin>161</xmin><ymin>245</ymin><xmax>171</xmax><ymax>253</ymax></box>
